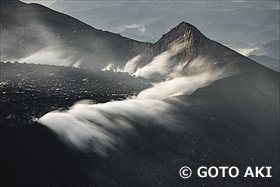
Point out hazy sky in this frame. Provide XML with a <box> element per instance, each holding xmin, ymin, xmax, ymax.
<box><xmin>21</xmin><ymin>0</ymin><xmax>280</xmax><ymax>9</ymax></box>
<box><xmin>22</xmin><ymin>0</ymin><xmax>55</xmax><ymax>6</ymax></box>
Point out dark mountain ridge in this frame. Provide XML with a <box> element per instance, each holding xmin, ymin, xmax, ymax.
<box><xmin>2</xmin><ymin>0</ymin><xmax>277</xmax><ymax>75</ymax></box>
<box><xmin>1</xmin><ymin>1</ymin><xmax>152</xmax><ymax>68</ymax></box>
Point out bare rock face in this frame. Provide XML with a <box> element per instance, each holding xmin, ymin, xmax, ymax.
<box><xmin>152</xmin><ymin>22</ymin><xmax>209</xmax><ymax>61</ymax></box>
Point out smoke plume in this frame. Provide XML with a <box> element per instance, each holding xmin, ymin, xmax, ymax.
<box><xmin>18</xmin><ymin>46</ymin><xmax>83</xmax><ymax>67</ymax></box>
<box><xmin>38</xmin><ymin>45</ymin><xmax>235</xmax><ymax>157</ymax></box>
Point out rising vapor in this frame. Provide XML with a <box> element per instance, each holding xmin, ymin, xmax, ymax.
<box><xmin>38</xmin><ymin>43</ymin><xmax>235</xmax><ymax>157</ymax></box>
<box><xmin>133</xmin><ymin>43</ymin><xmax>185</xmax><ymax>79</ymax></box>
<box><xmin>19</xmin><ymin>46</ymin><xmax>84</xmax><ymax>67</ymax></box>
<box><xmin>102</xmin><ymin>55</ymin><xmax>143</xmax><ymax>73</ymax></box>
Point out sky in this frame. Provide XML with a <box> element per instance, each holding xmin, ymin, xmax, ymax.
<box><xmin>22</xmin><ymin>0</ymin><xmax>55</xmax><ymax>6</ymax></box>
<box><xmin>21</xmin><ymin>0</ymin><xmax>280</xmax><ymax>9</ymax></box>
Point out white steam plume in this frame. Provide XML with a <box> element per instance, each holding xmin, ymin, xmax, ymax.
<box><xmin>102</xmin><ymin>63</ymin><xmax>115</xmax><ymax>71</ymax></box>
<box><xmin>18</xmin><ymin>46</ymin><xmax>83</xmax><ymax>67</ymax></box>
<box><xmin>232</xmin><ymin>47</ymin><xmax>259</xmax><ymax>56</ymax></box>
<box><xmin>38</xmin><ymin>50</ymin><xmax>235</xmax><ymax>157</ymax></box>
<box><xmin>39</xmin><ymin>99</ymin><xmax>174</xmax><ymax>156</ymax></box>
<box><xmin>102</xmin><ymin>55</ymin><xmax>143</xmax><ymax>73</ymax></box>
<box><xmin>138</xmin><ymin>73</ymin><xmax>220</xmax><ymax>100</ymax></box>
<box><xmin>123</xmin><ymin>55</ymin><xmax>143</xmax><ymax>73</ymax></box>
<box><xmin>102</xmin><ymin>43</ymin><xmax>186</xmax><ymax>79</ymax></box>
<box><xmin>134</xmin><ymin>43</ymin><xmax>185</xmax><ymax>78</ymax></box>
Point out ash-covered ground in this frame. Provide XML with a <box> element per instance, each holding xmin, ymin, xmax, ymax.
<box><xmin>0</xmin><ymin>62</ymin><xmax>149</xmax><ymax>186</ymax></box>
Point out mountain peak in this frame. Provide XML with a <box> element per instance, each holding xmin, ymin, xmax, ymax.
<box><xmin>159</xmin><ymin>21</ymin><xmax>207</xmax><ymax>44</ymax></box>
<box><xmin>175</xmin><ymin>21</ymin><xmax>201</xmax><ymax>33</ymax></box>
<box><xmin>153</xmin><ymin>21</ymin><xmax>209</xmax><ymax>60</ymax></box>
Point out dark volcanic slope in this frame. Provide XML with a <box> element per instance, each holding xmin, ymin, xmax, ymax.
<box><xmin>1</xmin><ymin>1</ymin><xmax>153</xmax><ymax>68</ymax></box>
<box><xmin>0</xmin><ymin>62</ymin><xmax>150</xmax><ymax>186</ymax></box>
<box><xmin>248</xmin><ymin>55</ymin><xmax>279</xmax><ymax>72</ymax></box>
<box><xmin>1</xmin><ymin>64</ymin><xmax>279</xmax><ymax>186</ymax></box>
<box><xmin>170</xmin><ymin>69</ymin><xmax>279</xmax><ymax>186</ymax></box>
<box><xmin>0</xmin><ymin>62</ymin><xmax>149</xmax><ymax>123</ymax></box>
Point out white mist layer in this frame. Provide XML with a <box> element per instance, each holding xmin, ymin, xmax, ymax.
<box><xmin>123</xmin><ymin>55</ymin><xmax>143</xmax><ymax>73</ymax></box>
<box><xmin>102</xmin><ymin>55</ymin><xmax>143</xmax><ymax>73</ymax></box>
<box><xmin>19</xmin><ymin>46</ymin><xmax>83</xmax><ymax>67</ymax></box>
<box><xmin>39</xmin><ymin>49</ymin><xmax>233</xmax><ymax>157</ymax></box>
<box><xmin>138</xmin><ymin>72</ymin><xmax>220</xmax><ymax>100</ymax></box>
<box><xmin>134</xmin><ymin>44</ymin><xmax>185</xmax><ymax>78</ymax></box>
<box><xmin>39</xmin><ymin>99</ymin><xmax>173</xmax><ymax>156</ymax></box>
<box><xmin>102</xmin><ymin>43</ymin><xmax>185</xmax><ymax>79</ymax></box>
<box><xmin>232</xmin><ymin>47</ymin><xmax>259</xmax><ymax>56</ymax></box>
